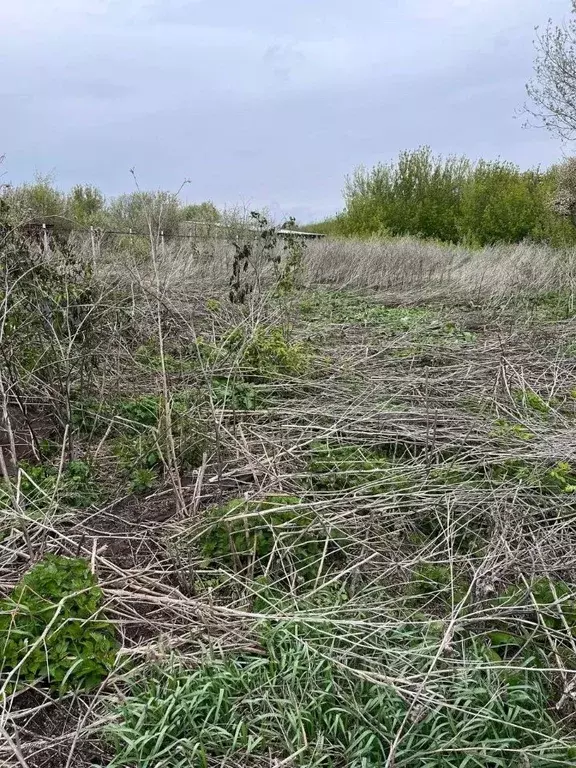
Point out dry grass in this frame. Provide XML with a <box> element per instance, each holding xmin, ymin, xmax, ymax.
<box><xmin>2</xmin><ymin>231</ymin><xmax>576</xmax><ymax>766</ymax></box>
<box><xmin>102</xmin><ymin>233</ymin><xmax>576</xmax><ymax>302</ymax></box>
<box><xmin>304</xmin><ymin>236</ymin><xmax>576</xmax><ymax>299</ymax></box>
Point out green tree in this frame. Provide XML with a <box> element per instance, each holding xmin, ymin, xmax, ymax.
<box><xmin>180</xmin><ymin>201</ymin><xmax>221</xmax><ymax>222</ymax></box>
<box><xmin>107</xmin><ymin>190</ymin><xmax>182</xmax><ymax>237</ymax></box>
<box><xmin>67</xmin><ymin>184</ymin><xmax>105</xmax><ymax>226</ymax></box>
<box><xmin>321</xmin><ymin>148</ymin><xmax>576</xmax><ymax>246</ymax></box>
<box><xmin>458</xmin><ymin>162</ymin><xmax>545</xmax><ymax>245</ymax></box>
<box><xmin>343</xmin><ymin>147</ymin><xmax>470</xmax><ymax>242</ymax></box>
<box><xmin>8</xmin><ymin>175</ymin><xmax>67</xmax><ymax>225</ymax></box>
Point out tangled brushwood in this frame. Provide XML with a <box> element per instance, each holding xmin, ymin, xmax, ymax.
<box><xmin>3</xmin><ymin>218</ymin><xmax>576</xmax><ymax>767</ymax></box>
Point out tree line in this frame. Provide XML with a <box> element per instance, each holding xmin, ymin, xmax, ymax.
<box><xmin>307</xmin><ymin>0</ymin><xmax>576</xmax><ymax>248</ymax></box>
<box><xmin>0</xmin><ymin>175</ymin><xmax>221</xmax><ymax>238</ymax></box>
<box><xmin>308</xmin><ymin>147</ymin><xmax>576</xmax><ymax>246</ymax></box>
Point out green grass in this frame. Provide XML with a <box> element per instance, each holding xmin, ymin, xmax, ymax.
<box><xmin>299</xmin><ymin>292</ymin><xmax>476</xmax><ymax>349</ymax></box>
<box><xmin>107</xmin><ymin>607</ymin><xmax>575</xmax><ymax>767</ymax></box>
<box><xmin>509</xmin><ymin>292</ymin><xmax>576</xmax><ymax>322</ymax></box>
<box><xmin>190</xmin><ymin>496</ymin><xmax>346</xmax><ymax>584</ymax></box>
<box><xmin>306</xmin><ymin>443</ymin><xmax>409</xmax><ymax>494</ymax></box>
<box><xmin>300</xmin><ymin>290</ymin><xmax>432</xmax><ymax>329</ymax></box>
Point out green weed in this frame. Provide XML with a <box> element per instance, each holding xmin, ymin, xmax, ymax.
<box><xmin>205</xmin><ymin>298</ymin><xmax>221</xmax><ymax>313</ymax></box>
<box><xmin>300</xmin><ymin>291</ymin><xmax>431</xmax><ymax>330</ymax></box>
<box><xmin>128</xmin><ymin>467</ymin><xmax>159</xmax><ymax>494</ymax></box>
<box><xmin>482</xmin><ymin>578</ymin><xmax>576</xmax><ymax>671</ymax></box>
<box><xmin>0</xmin><ymin>459</ymin><xmax>101</xmax><ymax>513</ymax></box>
<box><xmin>428</xmin><ymin>463</ymin><xmax>478</xmax><ymax>486</ymax></box>
<box><xmin>407</xmin><ymin>563</ymin><xmax>469</xmax><ymax>608</ymax></box>
<box><xmin>115</xmin><ymin>395</ymin><xmax>162</xmax><ymax>430</ymax></box>
<box><xmin>195</xmin><ymin>496</ymin><xmax>344</xmax><ymax>582</ymax></box>
<box><xmin>71</xmin><ymin>394</ymin><xmax>162</xmax><ymax>437</ymax></box>
<box><xmin>491</xmin><ymin>459</ymin><xmax>576</xmax><ymax>494</ymax></box>
<box><xmin>106</xmin><ymin>618</ymin><xmax>572</xmax><ymax>767</ymax></box>
<box><xmin>307</xmin><ymin>443</ymin><xmax>408</xmax><ymax>494</ymax></box>
<box><xmin>513</xmin><ymin>292</ymin><xmax>576</xmax><ymax>322</ymax></box>
<box><xmin>513</xmin><ymin>389</ymin><xmax>554</xmax><ymax>415</ymax></box>
<box><xmin>491</xmin><ymin>419</ymin><xmax>535</xmax><ymax>441</ymax></box>
<box><xmin>0</xmin><ymin>555</ymin><xmax>117</xmax><ymax>692</ymax></box>
<box><xmin>225</xmin><ymin>326</ymin><xmax>310</xmax><ymax>379</ymax></box>
<box><xmin>134</xmin><ymin>342</ymin><xmax>197</xmax><ymax>373</ymax></box>
<box><xmin>109</xmin><ymin>394</ymin><xmax>206</xmax><ymax>490</ymax></box>
<box><xmin>210</xmin><ymin>377</ymin><xmax>262</xmax><ymax>410</ymax></box>
<box><xmin>196</xmin><ymin>326</ymin><xmax>310</xmax><ymax>380</ymax></box>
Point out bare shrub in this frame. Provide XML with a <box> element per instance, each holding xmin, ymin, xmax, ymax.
<box><xmin>526</xmin><ymin>1</ymin><xmax>576</xmax><ymax>141</ymax></box>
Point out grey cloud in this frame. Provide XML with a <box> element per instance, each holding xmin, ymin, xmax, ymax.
<box><xmin>262</xmin><ymin>44</ymin><xmax>306</xmax><ymax>85</ymax></box>
<box><xmin>0</xmin><ymin>0</ymin><xmax>570</xmax><ymax>222</ymax></box>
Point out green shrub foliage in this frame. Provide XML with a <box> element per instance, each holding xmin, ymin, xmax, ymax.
<box><xmin>196</xmin><ymin>496</ymin><xmax>342</xmax><ymax>580</ymax></box>
<box><xmin>317</xmin><ymin>147</ymin><xmax>576</xmax><ymax>246</ymax></box>
<box><xmin>0</xmin><ymin>555</ymin><xmax>118</xmax><ymax>692</ymax></box>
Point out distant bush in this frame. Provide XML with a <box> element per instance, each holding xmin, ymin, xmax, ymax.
<box><xmin>105</xmin><ymin>193</ymin><xmax>221</xmax><ymax>237</ymax></box>
<box><xmin>315</xmin><ymin>147</ymin><xmax>576</xmax><ymax>247</ymax></box>
<box><xmin>180</xmin><ymin>201</ymin><xmax>221</xmax><ymax>223</ymax></box>
<box><xmin>106</xmin><ymin>190</ymin><xmax>183</xmax><ymax>238</ymax></box>
<box><xmin>67</xmin><ymin>184</ymin><xmax>106</xmax><ymax>226</ymax></box>
<box><xmin>2</xmin><ymin>175</ymin><xmax>70</xmax><ymax>238</ymax></box>
<box><xmin>0</xmin><ymin>174</ymin><xmax>222</xmax><ymax>239</ymax></box>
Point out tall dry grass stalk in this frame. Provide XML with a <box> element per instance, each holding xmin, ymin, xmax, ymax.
<box><xmin>97</xmin><ymin>231</ymin><xmax>576</xmax><ymax>303</ymax></box>
<box><xmin>304</xmin><ymin>236</ymin><xmax>576</xmax><ymax>299</ymax></box>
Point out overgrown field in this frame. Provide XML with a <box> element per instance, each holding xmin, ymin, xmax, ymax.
<box><xmin>3</xmin><ymin>228</ymin><xmax>576</xmax><ymax>767</ymax></box>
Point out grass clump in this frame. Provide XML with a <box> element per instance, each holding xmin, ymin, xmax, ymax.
<box><xmin>106</xmin><ymin>617</ymin><xmax>574</xmax><ymax>768</ymax></box>
<box><xmin>195</xmin><ymin>496</ymin><xmax>343</xmax><ymax>582</ymax></box>
<box><xmin>0</xmin><ymin>459</ymin><xmax>102</xmax><ymax>519</ymax></box>
<box><xmin>307</xmin><ymin>443</ymin><xmax>407</xmax><ymax>493</ymax></box>
<box><xmin>0</xmin><ymin>555</ymin><xmax>117</xmax><ymax>693</ymax></box>
<box><xmin>491</xmin><ymin>459</ymin><xmax>576</xmax><ymax>494</ymax></box>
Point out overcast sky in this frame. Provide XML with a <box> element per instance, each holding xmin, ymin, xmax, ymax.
<box><xmin>0</xmin><ymin>0</ymin><xmax>571</xmax><ymax>222</ymax></box>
